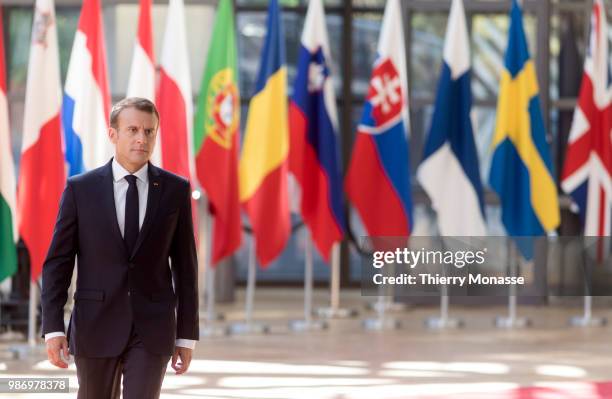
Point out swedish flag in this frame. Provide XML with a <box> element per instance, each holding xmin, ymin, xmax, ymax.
<box><xmin>489</xmin><ymin>0</ymin><xmax>560</xmax><ymax>241</ymax></box>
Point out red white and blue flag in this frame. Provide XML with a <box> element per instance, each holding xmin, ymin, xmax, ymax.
<box><xmin>561</xmin><ymin>0</ymin><xmax>611</xmax><ymax>241</ymax></box>
<box><xmin>289</xmin><ymin>0</ymin><xmax>344</xmax><ymax>261</ymax></box>
<box><xmin>345</xmin><ymin>0</ymin><xmax>413</xmax><ymax>237</ymax></box>
<box><xmin>62</xmin><ymin>0</ymin><xmax>111</xmax><ymax>176</ymax></box>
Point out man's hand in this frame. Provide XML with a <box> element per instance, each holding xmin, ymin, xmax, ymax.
<box><xmin>171</xmin><ymin>347</ymin><xmax>193</xmax><ymax>375</ymax></box>
<box><xmin>46</xmin><ymin>336</ymin><xmax>70</xmax><ymax>369</ymax></box>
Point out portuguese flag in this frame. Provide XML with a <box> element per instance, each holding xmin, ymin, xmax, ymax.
<box><xmin>194</xmin><ymin>0</ymin><xmax>242</xmax><ymax>266</ymax></box>
<box><xmin>0</xmin><ymin>7</ymin><xmax>17</xmax><ymax>282</ymax></box>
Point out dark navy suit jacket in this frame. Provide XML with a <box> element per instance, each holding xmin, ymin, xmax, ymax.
<box><xmin>41</xmin><ymin>159</ymin><xmax>199</xmax><ymax>357</ymax></box>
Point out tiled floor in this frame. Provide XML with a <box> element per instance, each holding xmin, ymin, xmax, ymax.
<box><xmin>1</xmin><ymin>289</ymin><xmax>612</xmax><ymax>398</ymax></box>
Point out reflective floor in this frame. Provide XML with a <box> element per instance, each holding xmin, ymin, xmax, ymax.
<box><xmin>1</xmin><ymin>289</ymin><xmax>612</xmax><ymax>398</ymax></box>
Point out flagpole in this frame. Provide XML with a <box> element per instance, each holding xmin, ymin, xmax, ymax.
<box><xmin>316</xmin><ymin>243</ymin><xmax>358</xmax><ymax>319</ymax></box>
<box><xmin>28</xmin><ymin>281</ymin><xmax>37</xmax><ymax>346</ymax></box>
<box><xmin>495</xmin><ymin>239</ymin><xmax>530</xmax><ymax>328</ymax></box>
<box><xmin>290</xmin><ymin>230</ymin><xmax>327</xmax><ymax>331</ymax></box>
<box><xmin>200</xmin><ymin>203</ymin><xmax>228</xmax><ymax>337</ymax></box>
<box><xmin>426</xmin><ymin>239</ymin><xmax>462</xmax><ymax>329</ymax></box>
<box><xmin>229</xmin><ymin>236</ymin><xmax>268</xmax><ymax>335</ymax></box>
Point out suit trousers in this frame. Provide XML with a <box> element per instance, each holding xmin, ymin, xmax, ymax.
<box><xmin>75</xmin><ymin>325</ymin><xmax>171</xmax><ymax>399</ymax></box>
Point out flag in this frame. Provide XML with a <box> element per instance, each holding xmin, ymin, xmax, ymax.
<box><xmin>489</xmin><ymin>0</ymin><xmax>560</xmax><ymax>253</ymax></box>
<box><xmin>127</xmin><ymin>0</ymin><xmax>160</xmax><ymax>166</ymax></box>
<box><xmin>62</xmin><ymin>0</ymin><xmax>111</xmax><ymax>176</ymax></box>
<box><xmin>157</xmin><ymin>0</ymin><xmax>195</xmax><ymax>181</ymax></box>
<box><xmin>18</xmin><ymin>0</ymin><xmax>65</xmax><ymax>281</ymax></box>
<box><xmin>417</xmin><ymin>0</ymin><xmax>486</xmax><ymax>237</ymax></box>
<box><xmin>288</xmin><ymin>0</ymin><xmax>344</xmax><ymax>261</ymax></box>
<box><xmin>0</xmin><ymin>7</ymin><xmax>17</xmax><ymax>282</ymax></box>
<box><xmin>194</xmin><ymin>0</ymin><xmax>242</xmax><ymax>265</ymax></box>
<box><xmin>561</xmin><ymin>1</ymin><xmax>611</xmax><ymax>242</ymax></box>
<box><xmin>345</xmin><ymin>0</ymin><xmax>413</xmax><ymax>237</ymax></box>
<box><xmin>239</xmin><ymin>0</ymin><xmax>290</xmax><ymax>266</ymax></box>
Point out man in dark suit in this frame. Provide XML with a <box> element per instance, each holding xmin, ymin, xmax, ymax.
<box><xmin>41</xmin><ymin>97</ymin><xmax>199</xmax><ymax>399</ymax></box>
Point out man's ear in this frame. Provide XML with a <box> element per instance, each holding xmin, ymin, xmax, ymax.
<box><xmin>108</xmin><ymin>127</ymin><xmax>117</xmax><ymax>143</ymax></box>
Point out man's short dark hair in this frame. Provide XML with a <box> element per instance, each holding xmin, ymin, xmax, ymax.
<box><xmin>109</xmin><ymin>97</ymin><xmax>160</xmax><ymax>129</ymax></box>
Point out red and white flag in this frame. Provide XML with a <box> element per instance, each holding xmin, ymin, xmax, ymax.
<box><xmin>127</xmin><ymin>0</ymin><xmax>160</xmax><ymax>164</ymax></box>
<box><xmin>561</xmin><ymin>0</ymin><xmax>611</xmax><ymax>240</ymax></box>
<box><xmin>157</xmin><ymin>0</ymin><xmax>195</xmax><ymax>182</ymax></box>
<box><xmin>18</xmin><ymin>0</ymin><xmax>65</xmax><ymax>281</ymax></box>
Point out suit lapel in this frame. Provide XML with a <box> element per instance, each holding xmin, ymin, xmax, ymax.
<box><xmin>130</xmin><ymin>163</ymin><xmax>163</xmax><ymax>259</ymax></box>
<box><xmin>99</xmin><ymin>160</ymin><xmax>127</xmax><ymax>255</ymax></box>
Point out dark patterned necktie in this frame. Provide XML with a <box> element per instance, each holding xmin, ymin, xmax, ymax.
<box><xmin>124</xmin><ymin>175</ymin><xmax>139</xmax><ymax>255</ymax></box>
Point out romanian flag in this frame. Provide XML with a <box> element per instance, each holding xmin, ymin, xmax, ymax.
<box><xmin>489</xmin><ymin>0</ymin><xmax>560</xmax><ymax>249</ymax></box>
<box><xmin>239</xmin><ymin>0</ymin><xmax>290</xmax><ymax>267</ymax></box>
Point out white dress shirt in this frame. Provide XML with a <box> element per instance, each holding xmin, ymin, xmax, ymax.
<box><xmin>45</xmin><ymin>159</ymin><xmax>195</xmax><ymax>350</ymax></box>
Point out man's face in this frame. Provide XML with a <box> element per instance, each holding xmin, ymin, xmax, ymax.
<box><xmin>109</xmin><ymin>107</ymin><xmax>158</xmax><ymax>171</ymax></box>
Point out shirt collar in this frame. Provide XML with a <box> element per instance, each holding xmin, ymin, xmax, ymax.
<box><xmin>112</xmin><ymin>158</ymin><xmax>149</xmax><ymax>184</ymax></box>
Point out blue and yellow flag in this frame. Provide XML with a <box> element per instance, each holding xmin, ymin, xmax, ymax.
<box><xmin>239</xmin><ymin>0</ymin><xmax>290</xmax><ymax>267</ymax></box>
<box><xmin>489</xmin><ymin>0</ymin><xmax>560</xmax><ymax>243</ymax></box>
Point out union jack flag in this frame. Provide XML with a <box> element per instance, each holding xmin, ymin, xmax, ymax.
<box><xmin>561</xmin><ymin>0</ymin><xmax>611</xmax><ymax>258</ymax></box>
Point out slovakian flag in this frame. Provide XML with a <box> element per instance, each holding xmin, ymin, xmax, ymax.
<box><xmin>561</xmin><ymin>0</ymin><xmax>611</xmax><ymax>241</ymax></box>
<box><xmin>127</xmin><ymin>0</ymin><xmax>160</xmax><ymax>165</ymax></box>
<box><xmin>345</xmin><ymin>0</ymin><xmax>413</xmax><ymax>237</ymax></box>
<box><xmin>417</xmin><ymin>0</ymin><xmax>486</xmax><ymax>236</ymax></box>
<box><xmin>18</xmin><ymin>0</ymin><xmax>65</xmax><ymax>281</ymax></box>
<box><xmin>62</xmin><ymin>0</ymin><xmax>111</xmax><ymax>176</ymax></box>
<box><xmin>194</xmin><ymin>0</ymin><xmax>242</xmax><ymax>266</ymax></box>
<box><xmin>239</xmin><ymin>0</ymin><xmax>290</xmax><ymax>267</ymax></box>
<box><xmin>0</xmin><ymin>7</ymin><xmax>17</xmax><ymax>282</ymax></box>
<box><xmin>489</xmin><ymin>0</ymin><xmax>560</xmax><ymax>257</ymax></box>
<box><xmin>289</xmin><ymin>0</ymin><xmax>344</xmax><ymax>262</ymax></box>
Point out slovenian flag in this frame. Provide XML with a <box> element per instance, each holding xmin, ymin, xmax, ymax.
<box><xmin>289</xmin><ymin>0</ymin><xmax>344</xmax><ymax>262</ymax></box>
<box><xmin>62</xmin><ymin>0</ymin><xmax>111</xmax><ymax>176</ymax></box>
<box><xmin>417</xmin><ymin>0</ymin><xmax>486</xmax><ymax>236</ymax></box>
<box><xmin>239</xmin><ymin>0</ymin><xmax>290</xmax><ymax>266</ymax></box>
<box><xmin>345</xmin><ymin>0</ymin><xmax>413</xmax><ymax>237</ymax></box>
<box><xmin>18</xmin><ymin>0</ymin><xmax>65</xmax><ymax>280</ymax></box>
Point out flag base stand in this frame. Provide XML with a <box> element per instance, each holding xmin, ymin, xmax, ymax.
<box><xmin>8</xmin><ymin>343</ymin><xmax>46</xmax><ymax>360</ymax></box>
<box><xmin>425</xmin><ymin>292</ymin><xmax>461</xmax><ymax>330</ymax></box>
<box><xmin>425</xmin><ymin>316</ymin><xmax>463</xmax><ymax>330</ymax></box>
<box><xmin>569</xmin><ymin>315</ymin><xmax>607</xmax><ymax>327</ymax></box>
<box><xmin>362</xmin><ymin>317</ymin><xmax>401</xmax><ymax>330</ymax></box>
<box><xmin>228</xmin><ymin>322</ymin><xmax>269</xmax><ymax>335</ymax></box>
<box><xmin>494</xmin><ymin>315</ymin><xmax>531</xmax><ymax>329</ymax></box>
<box><xmin>289</xmin><ymin>319</ymin><xmax>328</xmax><ymax>332</ymax></box>
<box><xmin>200</xmin><ymin>324</ymin><xmax>229</xmax><ymax>337</ymax></box>
<box><xmin>315</xmin><ymin>307</ymin><xmax>358</xmax><ymax>319</ymax></box>
<box><xmin>569</xmin><ymin>296</ymin><xmax>606</xmax><ymax>327</ymax></box>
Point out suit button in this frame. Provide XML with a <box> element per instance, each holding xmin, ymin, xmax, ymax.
<box><xmin>127</xmin><ymin>291</ymin><xmax>131</xmax><ymax>296</ymax></box>
<box><xmin>129</xmin><ymin>263</ymin><xmax>135</xmax><ymax>269</ymax></box>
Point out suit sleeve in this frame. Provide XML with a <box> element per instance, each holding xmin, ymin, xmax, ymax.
<box><xmin>170</xmin><ymin>182</ymin><xmax>199</xmax><ymax>341</ymax></box>
<box><xmin>41</xmin><ymin>181</ymin><xmax>78</xmax><ymax>336</ymax></box>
